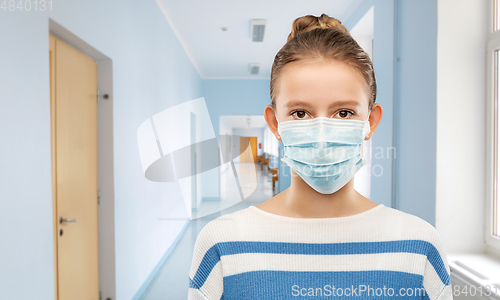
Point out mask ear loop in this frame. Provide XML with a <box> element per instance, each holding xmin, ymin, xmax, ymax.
<box><xmin>274</xmin><ymin>111</ymin><xmax>281</xmax><ymax>141</ymax></box>
<box><xmin>364</xmin><ymin>112</ymin><xmax>371</xmax><ymax>139</ymax></box>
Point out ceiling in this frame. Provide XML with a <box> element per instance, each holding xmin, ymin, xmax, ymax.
<box><xmin>156</xmin><ymin>0</ymin><xmax>363</xmax><ymax>79</ymax></box>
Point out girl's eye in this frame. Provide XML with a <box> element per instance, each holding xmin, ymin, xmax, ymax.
<box><xmin>336</xmin><ymin>110</ymin><xmax>354</xmax><ymax>119</ymax></box>
<box><xmin>291</xmin><ymin>110</ymin><xmax>309</xmax><ymax>119</ymax></box>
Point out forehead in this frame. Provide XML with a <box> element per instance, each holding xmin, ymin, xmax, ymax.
<box><xmin>276</xmin><ymin>59</ymin><xmax>369</xmax><ymax>109</ymax></box>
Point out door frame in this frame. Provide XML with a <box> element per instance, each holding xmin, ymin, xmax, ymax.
<box><xmin>49</xmin><ymin>19</ymin><xmax>116</xmax><ymax>300</ymax></box>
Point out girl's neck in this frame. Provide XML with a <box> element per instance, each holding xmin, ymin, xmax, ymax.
<box><xmin>280</xmin><ymin>173</ymin><xmax>370</xmax><ymax>218</ymax></box>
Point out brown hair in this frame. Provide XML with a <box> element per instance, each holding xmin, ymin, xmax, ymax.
<box><xmin>270</xmin><ymin>13</ymin><xmax>377</xmax><ymax>111</ymax></box>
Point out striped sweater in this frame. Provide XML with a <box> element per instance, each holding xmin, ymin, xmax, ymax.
<box><xmin>188</xmin><ymin>204</ymin><xmax>453</xmax><ymax>299</ymax></box>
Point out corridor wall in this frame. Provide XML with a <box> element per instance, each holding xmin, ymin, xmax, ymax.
<box><xmin>0</xmin><ymin>0</ymin><xmax>202</xmax><ymax>299</ymax></box>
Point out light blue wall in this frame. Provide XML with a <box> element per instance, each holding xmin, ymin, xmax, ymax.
<box><xmin>344</xmin><ymin>0</ymin><xmax>438</xmax><ymax>225</ymax></box>
<box><xmin>202</xmin><ymin>79</ymin><xmax>272</xmax><ymax>136</ymax></box>
<box><xmin>0</xmin><ymin>0</ymin><xmax>440</xmax><ymax>298</ymax></box>
<box><xmin>201</xmin><ymin>79</ymin><xmax>271</xmax><ymax>198</ymax></box>
<box><xmin>344</xmin><ymin>0</ymin><xmax>395</xmax><ymax>209</ymax></box>
<box><xmin>370</xmin><ymin>0</ymin><xmax>396</xmax><ymax>210</ymax></box>
<box><xmin>0</xmin><ymin>0</ymin><xmax>202</xmax><ymax>299</ymax></box>
<box><xmin>396</xmin><ymin>0</ymin><xmax>437</xmax><ymax>224</ymax></box>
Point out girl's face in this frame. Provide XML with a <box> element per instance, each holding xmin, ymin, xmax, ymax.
<box><xmin>265</xmin><ymin>58</ymin><xmax>381</xmax><ymax>141</ymax></box>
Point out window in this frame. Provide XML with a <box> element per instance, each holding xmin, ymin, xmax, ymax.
<box><xmin>492</xmin><ymin>49</ymin><xmax>500</xmax><ymax>236</ymax></box>
<box><xmin>495</xmin><ymin>0</ymin><xmax>500</xmax><ymax>31</ymax></box>
<box><xmin>486</xmin><ymin>0</ymin><xmax>500</xmax><ymax>251</ymax></box>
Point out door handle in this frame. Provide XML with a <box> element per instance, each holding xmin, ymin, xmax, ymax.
<box><xmin>59</xmin><ymin>216</ymin><xmax>77</xmax><ymax>224</ymax></box>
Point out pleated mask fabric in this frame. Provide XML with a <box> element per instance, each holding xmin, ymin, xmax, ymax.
<box><xmin>277</xmin><ymin>116</ymin><xmax>371</xmax><ymax>194</ymax></box>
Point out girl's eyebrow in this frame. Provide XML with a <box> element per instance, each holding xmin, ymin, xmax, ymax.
<box><xmin>285</xmin><ymin>99</ymin><xmax>313</xmax><ymax>109</ymax></box>
<box><xmin>329</xmin><ymin>100</ymin><xmax>361</xmax><ymax>108</ymax></box>
<box><xmin>285</xmin><ymin>99</ymin><xmax>361</xmax><ymax>109</ymax></box>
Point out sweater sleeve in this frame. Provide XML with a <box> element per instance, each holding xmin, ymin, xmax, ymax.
<box><xmin>188</xmin><ymin>222</ymin><xmax>224</xmax><ymax>300</ymax></box>
<box><xmin>423</xmin><ymin>228</ymin><xmax>453</xmax><ymax>300</ymax></box>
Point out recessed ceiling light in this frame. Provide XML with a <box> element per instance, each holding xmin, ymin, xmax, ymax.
<box><xmin>249</xmin><ymin>63</ymin><xmax>260</xmax><ymax>75</ymax></box>
<box><xmin>251</xmin><ymin>19</ymin><xmax>266</xmax><ymax>42</ymax></box>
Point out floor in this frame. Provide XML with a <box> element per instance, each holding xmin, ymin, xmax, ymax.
<box><xmin>141</xmin><ymin>162</ymin><xmax>275</xmax><ymax>300</ymax></box>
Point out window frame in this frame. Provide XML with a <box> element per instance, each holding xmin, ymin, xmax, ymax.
<box><xmin>485</xmin><ymin>0</ymin><xmax>500</xmax><ymax>253</ymax></box>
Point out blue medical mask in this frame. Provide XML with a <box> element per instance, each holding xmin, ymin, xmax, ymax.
<box><xmin>276</xmin><ymin>114</ymin><xmax>371</xmax><ymax>194</ymax></box>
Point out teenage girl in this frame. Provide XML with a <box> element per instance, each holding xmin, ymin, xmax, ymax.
<box><xmin>189</xmin><ymin>13</ymin><xmax>453</xmax><ymax>300</ymax></box>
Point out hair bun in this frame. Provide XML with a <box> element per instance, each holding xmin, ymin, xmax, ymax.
<box><xmin>287</xmin><ymin>13</ymin><xmax>349</xmax><ymax>42</ymax></box>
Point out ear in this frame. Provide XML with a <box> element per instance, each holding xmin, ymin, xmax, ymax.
<box><xmin>264</xmin><ymin>105</ymin><xmax>282</xmax><ymax>141</ymax></box>
<box><xmin>365</xmin><ymin>103</ymin><xmax>383</xmax><ymax>140</ymax></box>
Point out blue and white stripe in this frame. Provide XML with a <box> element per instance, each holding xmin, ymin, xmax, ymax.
<box><xmin>188</xmin><ymin>204</ymin><xmax>452</xmax><ymax>300</ymax></box>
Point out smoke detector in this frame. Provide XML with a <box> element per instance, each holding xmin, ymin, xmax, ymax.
<box><xmin>250</xmin><ymin>19</ymin><xmax>266</xmax><ymax>42</ymax></box>
<box><xmin>249</xmin><ymin>63</ymin><xmax>260</xmax><ymax>75</ymax></box>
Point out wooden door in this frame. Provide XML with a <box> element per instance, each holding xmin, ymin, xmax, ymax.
<box><xmin>248</xmin><ymin>137</ymin><xmax>257</xmax><ymax>163</ymax></box>
<box><xmin>239</xmin><ymin>136</ymin><xmax>258</xmax><ymax>163</ymax></box>
<box><xmin>50</xmin><ymin>34</ymin><xmax>100</xmax><ymax>300</ymax></box>
<box><xmin>239</xmin><ymin>137</ymin><xmax>249</xmax><ymax>162</ymax></box>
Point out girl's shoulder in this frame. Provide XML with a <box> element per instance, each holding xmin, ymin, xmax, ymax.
<box><xmin>195</xmin><ymin>204</ymin><xmax>445</xmax><ymax>249</ymax></box>
<box><xmin>375</xmin><ymin>205</ymin><xmax>445</xmax><ymax>246</ymax></box>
